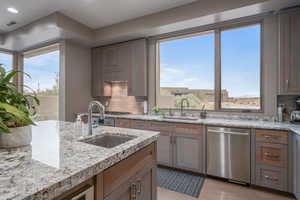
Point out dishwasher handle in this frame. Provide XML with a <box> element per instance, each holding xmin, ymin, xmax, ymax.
<box><xmin>207</xmin><ymin>129</ymin><xmax>249</xmax><ymax>136</ymax></box>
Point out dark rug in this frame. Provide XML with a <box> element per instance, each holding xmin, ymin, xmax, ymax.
<box><xmin>157</xmin><ymin>166</ymin><xmax>205</xmax><ymax>198</ymax></box>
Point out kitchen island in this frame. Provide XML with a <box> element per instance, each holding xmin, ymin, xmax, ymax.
<box><xmin>0</xmin><ymin>120</ymin><xmax>159</xmax><ymax>200</ymax></box>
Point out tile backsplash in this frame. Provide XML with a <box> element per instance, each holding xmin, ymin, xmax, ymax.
<box><xmin>277</xmin><ymin>95</ymin><xmax>299</xmax><ymax>121</ymax></box>
<box><xmin>96</xmin><ymin>82</ymin><xmax>146</xmax><ymax>114</ymax></box>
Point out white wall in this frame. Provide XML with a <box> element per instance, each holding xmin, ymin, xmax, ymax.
<box><xmin>60</xmin><ymin>40</ymin><xmax>92</xmax><ymax>121</ymax></box>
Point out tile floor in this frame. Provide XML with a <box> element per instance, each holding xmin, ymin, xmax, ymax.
<box><xmin>158</xmin><ymin>178</ymin><xmax>295</xmax><ymax>200</ymax></box>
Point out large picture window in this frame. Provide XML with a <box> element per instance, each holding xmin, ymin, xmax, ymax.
<box><xmin>157</xmin><ymin>23</ymin><xmax>262</xmax><ymax>112</ymax></box>
<box><xmin>23</xmin><ymin>45</ymin><xmax>60</xmax><ymax>120</ymax></box>
<box><xmin>158</xmin><ymin>32</ymin><xmax>215</xmax><ymax>110</ymax></box>
<box><xmin>221</xmin><ymin>24</ymin><xmax>261</xmax><ymax>110</ymax></box>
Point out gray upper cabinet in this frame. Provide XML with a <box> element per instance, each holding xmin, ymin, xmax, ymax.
<box><xmin>279</xmin><ymin>8</ymin><xmax>300</xmax><ymax>95</ymax></box>
<box><xmin>92</xmin><ymin>39</ymin><xmax>147</xmax><ymax>97</ymax></box>
<box><xmin>128</xmin><ymin>39</ymin><xmax>147</xmax><ymax>96</ymax></box>
<box><xmin>92</xmin><ymin>48</ymin><xmax>111</xmax><ymax>97</ymax></box>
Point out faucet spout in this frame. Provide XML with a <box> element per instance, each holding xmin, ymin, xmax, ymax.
<box><xmin>180</xmin><ymin>98</ymin><xmax>190</xmax><ymax>116</ymax></box>
<box><xmin>88</xmin><ymin>101</ymin><xmax>105</xmax><ymax>136</ymax></box>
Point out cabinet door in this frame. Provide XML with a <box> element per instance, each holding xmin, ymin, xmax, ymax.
<box><xmin>117</xmin><ymin>44</ymin><xmax>131</xmax><ymax>81</ymax></box>
<box><xmin>92</xmin><ymin>48</ymin><xmax>111</xmax><ymax>97</ymax></box>
<box><xmin>115</xmin><ymin>119</ymin><xmax>132</xmax><ymax>128</ymax></box>
<box><xmin>136</xmin><ymin>165</ymin><xmax>157</xmax><ymax>200</ymax></box>
<box><xmin>256</xmin><ymin>142</ymin><xmax>287</xmax><ymax>168</ymax></box>
<box><xmin>295</xmin><ymin>135</ymin><xmax>300</xmax><ymax>199</ymax></box>
<box><xmin>104</xmin><ymin>181</ymin><xmax>132</xmax><ymax>200</ymax></box>
<box><xmin>279</xmin><ymin>8</ymin><xmax>300</xmax><ymax>94</ymax></box>
<box><xmin>128</xmin><ymin>39</ymin><xmax>147</xmax><ymax>96</ymax></box>
<box><xmin>157</xmin><ymin>133</ymin><xmax>172</xmax><ymax>167</ymax></box>
<box><xmin>174</xmin><ymin>135</ymin><xmax>202</xmax><ymax>173</ymax></box>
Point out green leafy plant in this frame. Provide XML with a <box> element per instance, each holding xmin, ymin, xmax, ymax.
<box><xmin>0</xmin><ymin>64</ymin><xmax>40</xmax><ymax>133</ymax></box>
<box><xmin>152</xmin><ymin>106</ymin><xmax>161</xmax><ymax>114</ymax></box>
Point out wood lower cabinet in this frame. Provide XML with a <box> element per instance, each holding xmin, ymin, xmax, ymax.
<box><xmin>97</xmin><ymin>143</ymin><xmax>157</xmax><ymax>200</ymax></box>
<box><xmin>157</xmin><ymin>133</ymin><xmax>173</xmax><ymax>167</ymax></box>
<box><xmin>115</xmin><ymin>119</ymin><xmax>132</xmax><ymax>128</ymax></box>
<box><xmin>173</xmin><ymin>135</ymin><xmax>202</xmax><ymax>173</ymax></box>
<box><xmin>104</xmin><ymin>165</ymin><xmax>156</xmax><ymax>200</ymax></box>
<box><xmin>256</xmin><ymin>142</ymin><xmax>288</xmax><ymax>168</ymax></box>
<box><xmin>294</xmin><ymin>134</ymin><xmax>300</xmax><ymax>199</ymax></box>
<box><xmin>255</xmin><ymin>129</ymin><xmax>289</xmax><ymax>192</ymax></box>
<box><xmin>256</xmin><ymin>165</ymin><xmax>288</xmax><ymax>191</ymax></box>
<box><xmin>115</xmin><ymin>119</ymin><xmax>204</xmax><ymax>173</ymax></box>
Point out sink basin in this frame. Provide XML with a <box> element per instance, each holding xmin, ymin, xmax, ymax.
<box><xmin>162</xmin><ymin>116</ymin><xmax>199</xmax><ymax>121</ymax></box>
<box><xmin>80</xmin><ymin>134</ymin><xmax>137</xmax><ymax>148</ymax></box>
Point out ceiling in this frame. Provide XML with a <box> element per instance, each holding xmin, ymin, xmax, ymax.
<box><xmin>0</xmin><ymin>0</ymin><xmax>197</xmax><ymax>33</ymax></box>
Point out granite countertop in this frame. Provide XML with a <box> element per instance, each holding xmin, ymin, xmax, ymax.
<box><xmin>105</xmin><ymin>114</ymin><xmax>300</xmax><ymax>135</ymax></box>
<box><xmin>0</xmin><ymin>120</ymin><xmax>159</xmax><ymax>200</ymax></box>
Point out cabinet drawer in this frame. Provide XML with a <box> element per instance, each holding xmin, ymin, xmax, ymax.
<box><xmin>103</xmin><ymin>143</ymin><xmax>155</xmax><ymax>197</ymax></box>
<box><xmin>131</xmin><ymin>120</ymin><xmax>148</xmax><ymax>130</ymax></box>
<box><xmin>256</xmin><ymin>165</ymin><xmax>287</xmax><ymax>191</ymax></box>
<box><xmin>256</xmin><ymin>143</ymin><xmax>287</xmax><ymax>168</ymax></box>
<box><xmin>256</xmin><ymin>129</ymin><xmax>288</xmax><ymax>144</ymax></box>
<box><xmin>175</xmin><ymin>123</ymin><xmax>202</xmax><ymax>136</ymax></box>
<box><xmin>115</xmin><ymin>119</ymin><xmax>131</xmax><ymax>128</ymax></box>
<box><xmin>148</xmin><ymin>121</ymin><xmax>174</xmax><ymax>132</ymax></box>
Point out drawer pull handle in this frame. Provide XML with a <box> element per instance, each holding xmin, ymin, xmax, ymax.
<box><xmin>131</xmin><ymin>182</ymin><xmax>137</xmax><ymax>200</ymax></box>
<box><xmin>264</xmin><ymin>175</ymin><xmax>279</xmax><ymax>181</ymax></box>
<box><xmin>263</xmin><ymin>135</ymin><xmax>279</xmax><ymax>139</ymax></box>
<box><xmin>136</xmin><ymin>180</ymin><xmax>142</xmax><ymax>194</ymax></box>
<box><xmin>264</xmin><ymin>152</ymin><xmax>280</xmax><ymax>158</ymax></box>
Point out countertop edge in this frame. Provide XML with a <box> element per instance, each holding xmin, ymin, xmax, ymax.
<box><xmin>23</xmin><ymin>132</ymin><xmax>159</xmax><ymax>200</ymax></box>
<box><xmin>106</xmin><ymin>114</ymin><xmax>300</xmax><ymax>135</ymax></box>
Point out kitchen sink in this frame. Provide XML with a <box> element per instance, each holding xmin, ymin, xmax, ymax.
<box><xmin>162</xmin><ymin>116</ymin><xmax>199</xmax><ymax>121</ymax></box>
<box><xmin>80</xmin><ymin>134</ymin><xmax>137</xmax><ymax>148</ymax></box>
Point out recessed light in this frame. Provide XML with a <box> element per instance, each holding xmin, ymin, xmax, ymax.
<box><xmin>7</xmin><ymin>7</ymin><xmax>19</xmax><ymax>14</ymax></box>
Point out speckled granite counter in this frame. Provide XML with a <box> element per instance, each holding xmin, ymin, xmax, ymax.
<box><xmin>0</xmin><ymin>121</ymin><xmax>159</xmax><ymax>200</ymax></box>
<box><xmin>105</xmin><ymin>114</ymin><xmax>300</xmax><ymax>135</ymax></box>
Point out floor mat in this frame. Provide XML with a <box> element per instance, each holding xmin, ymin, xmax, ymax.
<box><xmin>157</xmin><ymin>166</ymin><xmax>205</xmax><ymax>198</ymax></box>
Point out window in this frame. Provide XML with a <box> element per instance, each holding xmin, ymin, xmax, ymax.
<box><xmin>157</xmin><ymin>23</ymin><xmax>262</xmax><ymax>112</ymax></box>
<box><xmin>23</xmin><ymin>45</ymin><xmax>60</xmax><ymax>120</ymax></box>
<box><xmin>221</xmin><ymin>24</ymin><xmax>261</xmax><ymax>110</ymax></box>
<box><xmin>0</xmin><ymin>51</ymin><xmax>13</xmax><ymax>71</ymax></box>
<box><xmin>158</xmin><ymin>32</ymin><xmax>215</xmax><ymax>110</ymax></box>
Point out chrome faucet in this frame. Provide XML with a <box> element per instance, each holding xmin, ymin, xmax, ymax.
<box><xmin>88</xmin><ymin>101</ymin><xmax>105</xmax><ymax>136</ymax></box>
<box><xmin>180</xmin><ymin>98</ymin><xmax>189</xmax><ymax>116</ymax></box>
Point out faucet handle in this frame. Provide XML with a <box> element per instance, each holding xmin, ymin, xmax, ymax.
<box><xmin>169</xmin><ymin>108</ymin><xmax>173</xmax><ymax>116</ymax></box>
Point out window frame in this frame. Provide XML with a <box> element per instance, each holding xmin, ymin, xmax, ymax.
<box><xmin>155</xmin><ymin>20</ymin><xmax>264</xmax><ymax>113</ymax></box>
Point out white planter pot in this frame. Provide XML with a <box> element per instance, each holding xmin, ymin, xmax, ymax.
<box><xmin>0</xmin><ymin>126</ymin><xmax>32</xmax><ymax>148</ymax></box>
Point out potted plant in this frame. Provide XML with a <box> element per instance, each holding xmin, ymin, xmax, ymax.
<box><xmin>0</xmin><ymin>64</ymin><xmax>39</xmax><ymax>148</ymax></box>
<box><xmin>152</xmin><ymin>106</ymin><xmax>161</xmax><ymax>115</ymax></box>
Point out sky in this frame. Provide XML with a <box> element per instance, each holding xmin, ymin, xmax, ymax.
<box><xmin>0</xmin><ymin>52</ymin><xmax>13</xmax><ymax>71</ymax></box>
<box><xmin>24</xmin><ymin>51</ymin><xmax>59</xmax><ymax>92</ymax></box>
<box><xmin>0</xmin><ymin>50</ymin><xmax>59</xmax><ymax>92</ymax></box>
<box><xmin>160</xmin><ymin>24</ymin><xmax>261</xmax><ymax>98</ymax></box>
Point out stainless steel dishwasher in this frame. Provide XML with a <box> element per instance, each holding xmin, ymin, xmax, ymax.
<box><xmin>206</xmin><ymin>126</ymin><xmax>250</xmax><ymax>184</ymax></box>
